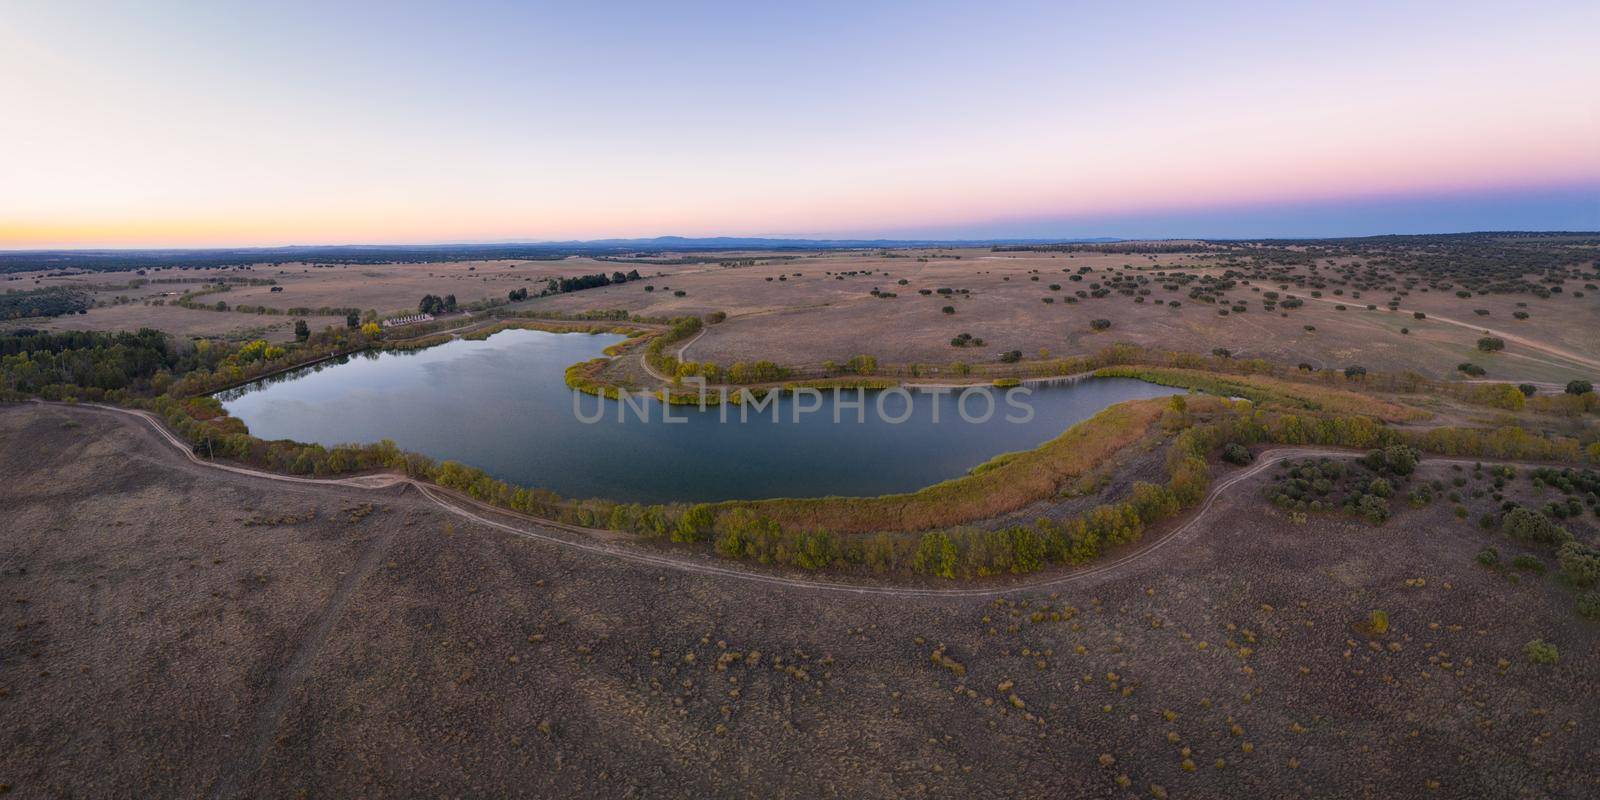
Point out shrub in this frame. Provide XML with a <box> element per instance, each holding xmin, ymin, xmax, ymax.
<box><xmin>1368</xmin><ymin>610</ymin><xmax>1389</xmax><ymax>635</ymax></box>
<box><xmin>1407</xmin><ymin>487</ymin><xmax>1434</xmax><ymax>507</ymax></box>
<box><xmin>1557</xmin><ymin>542</ymin><xmax>1600</xmax><ymax>586</ymax></box>
<box><xmin>1362</xmin><ymin>445</ymin><xmax>1418</xmax><ymax>476</ymax></box>
<box><xmin>1089</xmin><ymin>319</ymin><xmax>1111</xmax><ymax>331</ymax></box>
<box><xmin>1502</xmin><ymin>507</ymin><xmax>1572</xmax><ymax>545</ymax></box>
<box><xmin>1476</xmin><ymin>547</ymin><xmax>1500</xmax><ymax>567</ymax></box>
<box><xmin>1578</xmin><ymin>592</ymin><xmax>1600</xmax><ymax>619</ymax></box>
<box><xmin>1511</xmin><ymin>554</ymin><xmax>1545</xmax><ymax>573</ymax></box>
<box><xmin>1221</xmin><ymin>443</ymin><xmax>1252</xmax><ymax>465</ymax></box>
<box><xmin>942</xmin><ymin>305</ymin><xmax>956</xmax><ymax>314</ymax></box>
<box><xmin>1356</xmin><ymin>494</ymin><xmax>1390</xmax><ymax>524</ymax></box>
<box><xmin>1524</xmin><ymin>639</ymin><xmax>1559</xmax><ymax>664</ymax></box>
<box><xmin>1476</xmin><ymin>336</ymin><xmax>1505</xmax><ymax>352</ymax></box>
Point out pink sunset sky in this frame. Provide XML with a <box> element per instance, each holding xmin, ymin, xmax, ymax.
<box><xmin>2</xmin><ymin>0</ymin><xmax>1596</xmax><ymax>247</ymax></box>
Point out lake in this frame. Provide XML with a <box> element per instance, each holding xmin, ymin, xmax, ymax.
<box><xmin>219</xmin><ymin>329</ymin><xmax>1180</xmax><ymax>503</ymax></box>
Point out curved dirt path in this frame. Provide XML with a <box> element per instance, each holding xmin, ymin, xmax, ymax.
<box><xmin>42</xmin><ymin>400</ymin><xmax>1541</xmax><ymax>599</ymax></box>
<box><xmin>637</xmin><ymin>327</ymin><xmax>705</xmax><ymax>383</ymax></box>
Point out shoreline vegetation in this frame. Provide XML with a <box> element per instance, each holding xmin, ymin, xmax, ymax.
<box><xmin>3</xmin><ymin>309</ymin><xmax>1597</xmax><ymax>579</ymax></box>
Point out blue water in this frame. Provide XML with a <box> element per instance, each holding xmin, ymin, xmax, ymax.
<box><xmin>219</xmin><ymin>329</ymin><xmax>1179</xmax><ymax>502</ymax></box>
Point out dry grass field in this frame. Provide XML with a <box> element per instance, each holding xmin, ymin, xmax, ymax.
<box><xmin>526</xmin><ymin>248</ymin><xmax>1599</xmax><ymax>382</ymax></box>
<box><xmin>4</xmin><ymin>404</ymin><xmax>1596</xmax><ymax>798</ymax></box>
<box><xmin>5</xmin><ymin>241</ymin><xmax>1595</xmax><ymax>381</ymax></box>
<box><xmin>3</xmin><ymin>257</ymin><xmax>697</xmax><ymax>343</ymax></box>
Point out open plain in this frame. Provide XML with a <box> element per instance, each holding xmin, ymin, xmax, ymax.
<box><xmin>9</xmin><ymin>238</ymin><xmax>1597</xmax><ymax>382</ymax></box>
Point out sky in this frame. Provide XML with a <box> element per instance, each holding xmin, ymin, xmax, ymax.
<box><xmin>1</xmin><ymin>0</ymin><xmax>1596</xmax><ymax>248</ymax></box>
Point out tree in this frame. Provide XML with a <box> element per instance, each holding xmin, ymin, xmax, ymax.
<box><xmin>845</xmin><ymin>354</ymin><xmax>878</xmax><ymax>375</ymax></box>
<box><xmin>1476</xmin><ymin>336</ymin><xmax>1505</xmax><ymax>352</ymax></box>
<box><xmin>360</xmin><ymin>322</ymin><xmax>382</xmax><ymax>337</ymax></box>
<box><xmin>346</xmin><ymin>311</ymin><xmax>360</xmax><ymax>328</ymax></box>
<box><xmin>293</xmin><ymin>319</ymin><xmax>310</xmax><ymax>341</ymax></box>
<box><xmin>673</xmin><ymin>504</ymin><xmax>716</xmax><ymax>543</ymax></box>
<box><xmin>913</xmin><ymin>531</ymin><xmax>959</xmax><ymax>579</ymax></box>
<box><xmin>1566</xmin><ymin>380</ymin><xmax>1593</xmax><ymax>396</ymax></box>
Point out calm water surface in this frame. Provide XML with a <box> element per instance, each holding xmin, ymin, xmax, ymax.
<box><xmin>220</xmin><ymin>329</ymin><xmax>1179</xmax><ymax>502</ymax></box>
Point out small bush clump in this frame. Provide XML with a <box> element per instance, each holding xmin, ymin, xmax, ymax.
<box><xmin>1524</xmin><ymin>639</ymin><xmax>1559</xmax><ymax>664</ymax></box>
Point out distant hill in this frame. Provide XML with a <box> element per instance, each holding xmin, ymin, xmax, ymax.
<box><xmin>0</xmin><ymin>237</ymin><xmax>1123</xmax><ymax>274</ymax></box>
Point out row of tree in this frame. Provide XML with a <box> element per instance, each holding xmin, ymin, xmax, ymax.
<box><xmin>548</xmin><ymin>269</ymin><xmax>641</xmax><ymax>294</ymax></box>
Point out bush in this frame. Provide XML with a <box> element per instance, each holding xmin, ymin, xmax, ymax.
<box><xmin>1362</xmin><ymin>445</ymin><xmax>1418</xmax><ymax>476</ymax></box>
<box><xmin>1367</xmin><ymin>610</ymin><xmax>1389</xmax><ymax>635</ymax></box>
<box><xmin>1557</xmin><ymin>542</ymin><xmax>1600</xmax><ymax>586</ymax></box>
<box><xmin>1578</xmin><ymin>592</ymin><xmax>1600</xmax><ymax>619</ymax></box>
<box><xmin>1502</xmin><ymin>507</ymin><xmax>1572</xmax><ymax>545</ymax></box>
<box><xmin>1476</xmin><ymin>547</ymin><xmax>1500</xmax><ymax>567</ymax></box>
<box><xmin>1524</xmin><ymin>639</ymin><xmax>1559</xmax><ymax>664</ymax></box>
<box><xmin>1511</xmin><ymin>554</ymin><xmax>1545</xmax><ymax>573</ymax></box>
<box><xmin>1221</xmin><ymin>443</ymin><xmax>1252</xmax><ymax>465</ymax></box>
<box><xmin>1089</xmin><ymin>319</ymin><xmax>1111</xmax><ymax>331</ymax></box>
<box><xmin>1356</xmin><ymin>493</ymin><xmax>1390</xmax><ymax>524</ymax></box>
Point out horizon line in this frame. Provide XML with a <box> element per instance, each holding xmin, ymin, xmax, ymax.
<box><xmin>4</xmin><ymin>229</ymin><xmax>1600</xmax><ymax>255</ymax></box>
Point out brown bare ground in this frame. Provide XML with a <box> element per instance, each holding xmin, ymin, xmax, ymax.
<box><xmin>3</xmin><ymin>404</ymin><xmax>1595</xmax><ymax>798</ymax></box>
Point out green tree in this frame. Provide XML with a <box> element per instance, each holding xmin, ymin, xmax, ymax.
<box><xmin>913</xmin><ymin>531</ymin><xmax>959</xmax><ymax>579</ymax></box>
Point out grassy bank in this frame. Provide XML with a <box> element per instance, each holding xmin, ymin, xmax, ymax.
<box><xmin>1092</xmin><ymin>365</ymin><xmax>1428</xmax><ymax>423</ymax></box>
<box><xmin>707</xmin><ymin>397</ymin><xmax>1168</xmax><ymax>534</ymax></box>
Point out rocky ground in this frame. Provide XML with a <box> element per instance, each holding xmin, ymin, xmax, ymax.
<box><xmin>1</xmin><ymin>403</ymin><xmax>1595</xmax><ymax>798</ymax></box>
